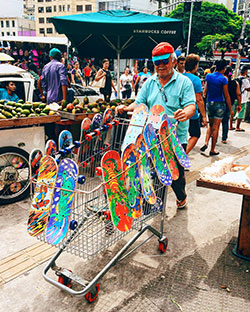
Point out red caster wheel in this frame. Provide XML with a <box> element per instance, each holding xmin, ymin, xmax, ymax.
<box><xmin>85</xmin><ymin>134</ymin><xmax>92</xmax><ymax>141</ymax></box>
<box><xmin>58</xmin><ymin>270</ymin><xmax>72</xmax><ymax>288</ymax></box>
<box><xmin>159</xmin><ymin>238</ymin><xmax>168</xmax><ymax>253</ymax></box>
<box><xmin>85</xmin><ymin>283</ymin><xmax>100</xmax><ymax>303</ymax></box>
<box><xmin>95</xmin><ymin>167</ymin><xmax>102</xmax><ymax>176</ymax></box>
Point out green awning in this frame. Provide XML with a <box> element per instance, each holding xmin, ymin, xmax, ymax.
<box><xmin>51</xmin><ymin>10</ymin><xmax>184</xmax><ymax>59</ymax></box>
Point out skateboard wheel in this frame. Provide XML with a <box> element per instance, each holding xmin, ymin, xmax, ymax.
<box><xmin>151</xmin><ymin>171</ymin><xmax>156</xmax><ymax>179</ymax></box>
<box><xmin>65</xmin><ymin>147</ymin><xmax>71</xmax><ymax>154</ymax></box>
<box><xmin>70</xmin><ymin>220</ymin><xmax>78</xmax><ymax>230</ymax></box>
<box><xmin>95</xmin><ymin>167</ymin><xmax>102</xmax><ymax>176</ymax></box>
<box><xmin>85</xmin><ymin>283</ymin><xmax>100</xmax><ymax>304</ymax></box>
<box><xmin>73</xmin><ymin>141</ymin><xmax>80</xmax><ymax>148</ymax></box>
<box><xmin>104</xmin><ymin>211</ymin><xmax>111</xmax><ymax>220</ymax></box>
<box><xmin>80</xmin><ymin>161</ymin><xmax>87</xmax><ymax>168</ymax></box>
<box><xmin>78</xmin><ymin>175</ymin><xmax>86</xmax><ymax>184</ymax></box>
<box><xmin>106</xmin><ymin>123</ymin><xmax>113</xmax><ymax>129</ymax></box>
<box><xmin>60</xmin><ymin>149</ymin><xmax>67</xmax><ymax>156</ymax></box>
<box><xmin>94</xmin><ymin>129</ymin><xmax>100</xmax><ymax>136</ymax></box>
<box><xmin>85</xmin><ymin>134</ymin><xmax>92</xmax><ymax>141</ymax></box>
<box><xmin>56</xmin><ymin>158</ymin><xmax>60</xmax><ymax>164</ymax></box>
<box><xmin>113</xmin><ymin>119</ymin><xmax>119</xmax><ymax>126</ymax></box>
<box><xmin>159</xmin><ymin>238</ymin><xmax>168</xmax><ymax>253</ymax></box>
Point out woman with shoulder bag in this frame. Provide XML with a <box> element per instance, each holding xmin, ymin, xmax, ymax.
<box><xmin>95</xmin><ymin>58</ymin><xmax>117</xmax><ymax>102</ymax></box>
<box><xmin>120</xmin><ymin>67</ymin><xmax>133</xmax><ymax>99</ymax></box>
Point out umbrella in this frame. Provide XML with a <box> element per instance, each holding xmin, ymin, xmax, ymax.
<box><xmin>51</xmin><ymin>10</ymin><xmax>184</xmax><ymax>95</ymax></box>
<box><xmin>0</xmin><ymin>53</ymin><xmax>14</xmax><ymax>62</ymax></box>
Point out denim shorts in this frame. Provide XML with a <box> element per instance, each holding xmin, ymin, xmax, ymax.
<box><xmin>207</xmin><ymin>101</ymin><xmax>226</xmax><ymax>120</ymax></box>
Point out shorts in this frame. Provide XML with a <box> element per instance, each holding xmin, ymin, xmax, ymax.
<box><xmin>237</xmin><ymin>102</ymin><xmax>246</xmax><ymax>119</ymax></box>
<box><xmin>189</xmin><ymin>118</ymin><xmax>201</xmax><ymax>138</ymax></box>
<box><xmin>207</xmin><ymin>101</ymin><xmax>226</xmax><ymax>120</ymax></box>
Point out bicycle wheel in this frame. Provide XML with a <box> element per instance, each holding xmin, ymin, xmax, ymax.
<box><xmin>0</xmin><ymin>146</ymin><xmax>30</xmax><ymax>205</ymax></box>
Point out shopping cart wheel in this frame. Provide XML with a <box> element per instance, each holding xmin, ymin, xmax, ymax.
<box><xmin>159</xmin><ymin>238</ymin><xmax>168</xmax><ymax>253</ymax></box>
<box><xmin>95</xmin><ymin>167</ymin><xmax>102</xmax><ymax>176</ymax></box>
<box><xmin>85</xmin><ymin>283</ymin><xmax>100</xmax><ymax>303</ymax></box>
<box><xmin>70</xmin><ymin>220</ymin><xmax>78</xmax><ymax>230</ymax></box>
<box><xmin>58</xmin><ymin>270</ymin><xmax>72</xmax><ymax>288</ymax></box>
<box><xmin>78</xmin><ymin>175</ymin><xmax>86</xmax><ymax>184</ymax></box>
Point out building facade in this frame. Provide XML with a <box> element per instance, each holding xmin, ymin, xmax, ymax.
<box><xmin>98</xmin><ymin>0</ymin><xmax>158</xmax><ymax>14</ymax></box>
<box><xmin>24</xmin><ymin>0</ymin><xmax>36</xmax><ymax>19</ymax></box>
<box><xmin>0</xmin><ymin>17</ymin><xmax>36</xmax><ymax>36</ymax></box>
<box><xmin>35</xmin><ymin>0</ymin><xmax>97</xmax><ymax>37</ymax></box>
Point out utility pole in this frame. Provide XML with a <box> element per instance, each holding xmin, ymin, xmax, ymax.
<box><xmin>186</xmin><ymin>1</ymin><xmax>194</xmax><ymax>55</ymax></box>
<box><xmin>235</xmin><ymin>0</ymin><xmax>250</xmax><ymax>77</ymax></box>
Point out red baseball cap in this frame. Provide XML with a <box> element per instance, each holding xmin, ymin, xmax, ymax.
<box><xmin>152</xmin><ymin>42</ymin><xmax>174</xmax><ymax>62</ymax></box>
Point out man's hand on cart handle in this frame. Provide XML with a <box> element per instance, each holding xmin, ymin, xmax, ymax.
<box><xmin>116</xmin><ymin>102</ymin><xmax>137</xmax><ymax>115</ymax></box>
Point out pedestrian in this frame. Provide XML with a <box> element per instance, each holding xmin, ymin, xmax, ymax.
<box><xmin>200</xmin><ymin>59</ymin><xmax>233</xmax><ymax>156</ymax></box>
<box><xmin>132</xmin><ymin>68</ymin><xmax>139</xmax><ymax>96</ymax></box>
<box><xmin>134</xmin><ymin>67</ymin><xmax>151</xmax><ymax>89</ymax></box>
<box><xmin>95</xmin><ymin>58</ymin><xmax>117</xmax><ymax>102</ymax></box>
<box><xmin>183</xmin><ymin>54</ymin><xmax>208</xmax><ymax>155</ymax></box>
<box><xmin>222</xmin><ymin>66</ymin><xmax>241</xmax><ymax>142</ymax></box>
<box><xmin>176</xmin><ymin>56</ymin><xmax>185</xmax><ymax>74</ymax></box>
<box><xmin>71</xmin><ymin>61</ymin><xmax>84</xmax><ymax>86</ymax></box>
<box><xmin>83</xmin><ymin>63</ymin><xmax>91</xmax><ymax>86</ymax></box>
<box><xmin>41</xmin><ymin>48</ymin><xmax>72</xmax><ymax>104</ymax></box>
<box><xmin>120</xmin><ymin>67</ymin><xmax>133</xmax><ymax>99</ymax></box>
<box><xmin>0</xmin><ymin>81</ymin><xmax>19</xmax><ymax>102</ymax></box>
<box><xmin>234</xmin><ymin>66</ymin><xmax>250</xmax><ymax>132</ymax></box>
<box><xmin>116</xmin><ymin>42</ymin><xmax>196</xmax><ymax>209</ymax></box>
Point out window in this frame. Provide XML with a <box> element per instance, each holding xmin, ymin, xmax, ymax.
<box><xmin>85</xmin><ymin>5</ymin><xmax>92</xmax><ymax>11</ymax></box>
<box><xmin>39</xmin><ymin>18</ymin><xmax>44</xmax><ymax>23</ymax></box>
<box><xmin>7</xmin><ymin>32</ymin><xmax>10</xmax><ymax>35</ymax></box>
<box><xmin>39</xmin><ymin>28</ymin><xmax>45</xmax><ymax>34</ymax></box>
<box><xmin>13</xmin><ymin>32</ymin><xmax>15</xmax><ymax>36</ymax></box>
<box><xmin>67</xmin><ymin>5</ymin><xmax>70</xmax><ymax>11</ymax></box>
<box><xmin>45</xmin><ymin>0</ymin><xmax>51</xmax><ymax>2</ymax></box>
<box><xmin>12</xmin><ymin>20</ymin><xmax>15</xmax><ymax>27</ymax></box>
<box><xmin>47</xmin><ymin>28</ymin><xmax>53</xmax><ymax>34</ymax></box>
<box><xmin>38</xmin><ymin>7</ymin><xmax>44</xmax><ymax>13</ymax></box>
<box><xmin>59</xmin><ymin>5</ymin><xmax>61</xmax><ymax>12</ymax></box>
<box><xmin>76</xmin><ymin>5</ymin><xmax>83</xmax><ymax>11</ymax></box>
<box><xmin>1</xmin><ymin>21</ymin><xmax>3</xmax><ymax>28</ymax></box>
<box><xmin>46</xmin><ymin>6</ymin><xmax>52</xmax><ymax>13</ymax></box>
<box><xmin>46</xmin><ymin>17</ymin><xmax>51</xmax><ymax>23</ymax></box>
<box><xmin>1</xmin><ymin>32</ymin><xmax>4</xmax><ymax>36</ymax></box>
<box><xmin>99</xmin><ymin>2</ymin><xmax>106</xmax><ymax>11</ymax></box>
<box><xmin>62</xmin><ymin>5</ymin><xmax>65</xmax><ymax>11</ymax></box>
<box><xmin>54</xmin><ymin>5</ymin><xmax>56</xmax><ymax>12</ymax></box>
<box><xmin>38</xmin><ymin>0</ymin><xmax>44</xmax><ymax>2</ymax></box>
<box><xmin>6</xmin><ymin>20</ymin><xmax>9</xmax><ymax>27</ymax></box>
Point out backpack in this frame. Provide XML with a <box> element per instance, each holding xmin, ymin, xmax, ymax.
<box><xmin>235</xmin><ymin>77</ymin><xmax>244</xmax><ymax>93</ymax></box>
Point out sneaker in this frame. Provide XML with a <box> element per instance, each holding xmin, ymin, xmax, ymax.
<box><xmin>176</xmin><ymin>197</ymin><xmax>187</xmax><ymax>209</ymax></box>
<box><xmin>200</xmin><ymin>144</ymin><xmax>208</xmax><ymax>152</ymax></box>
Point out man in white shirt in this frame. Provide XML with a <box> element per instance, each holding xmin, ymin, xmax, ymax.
<box><xmin>236</xmin><ymin>66</ymin><xmax>250</xmax><ymax>131</ymax></box>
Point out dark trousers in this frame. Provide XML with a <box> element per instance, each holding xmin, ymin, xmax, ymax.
<box><xmin>170</xmin><ymin>144</ymin><xmax>187</xmax><ymax>202</ymax></box>
<box><xmin>85</xmin><ymin>76</ymin><xmax>90</xmax><ymax>86</ymax></box>
<box><xmin>222</xmin><ymin>107</ymin><xmax>229</xmax><ymax>141</ymax></box>
<box><xmin>122</xmin><ymin>89</ymin><xmax>132</xmax><ymax>99</ymax></box>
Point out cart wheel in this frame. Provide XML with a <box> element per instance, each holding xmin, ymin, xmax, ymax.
<box><xmin>95</xmin><ymin>167</ymin><xmax>102</xmax><ymax>176</ymax></box>
<box><xmin>85</xmin><ymin>134</ymin><xmax>92</xmax><ymax>141</ymax></box>
<box><xmin>85</xmin><ymin>283</ymin><xmax>100</xmax><ymax>303</ymax></box>
<box><xmin>58</xmin><ymin>270</ymin><xmax>72</xmax><ymax>288</ymax></box>
<box><xmin>74</xmin><ymin>141</ymin><xmax>80</xmax><ymax>148</ymax></box>
<box><xmin>70</xmin><ymin>220</ymin><xmax>78</xmax><ymax>230</ymax></box>
<box><xmin>78</xmin><ymin>175</ymin><xmax>86</xmax><ymax>184</ymax></box>
<box><xmin>159</xmin><ymin>238</ymin><xmax>168</xmax><ymax>253</ymax></box>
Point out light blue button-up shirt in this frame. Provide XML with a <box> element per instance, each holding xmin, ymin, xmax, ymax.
<box><xmin>135</xmin><ymin>70</ymin><xmax>196</xmax><ymax>144</ymax></box>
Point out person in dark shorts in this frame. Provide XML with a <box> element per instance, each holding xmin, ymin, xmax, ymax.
<box><xmin>183</xmin><ymin>54</ymin><xmax>207</xmax><ymax>155</ymax></box>
<box><xmin>200</xmin><ymin>59</ymin><xmax>233</xmax><ymax>156</ymax></box>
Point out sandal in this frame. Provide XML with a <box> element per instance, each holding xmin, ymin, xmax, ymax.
<box><xmin>235</xmin><ymin>129</ymin><xmax>245</xmax><ymax>132</ymax></box>
<box><xmin>176</xmin><ymin>197</ymin><xmax>187</xmax><ymax>209</ymax></box>
<box><xmin>209</xmin><ymin>151</ymin><xmax>220</xmax><ymax>156</ymax></box>
<box><xmin>229</xmin><ymin>127</ymin><xmax>235</xmax><ymax>130</ymax></box>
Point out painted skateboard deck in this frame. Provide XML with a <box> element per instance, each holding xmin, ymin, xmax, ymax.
<box><xmin>159</xmin><ymin>120</ymin><xmax>179</xmax><ymax>180</ymax></box>
<box><xmin>122</xmin><ymin>143</ymin><xmax>142</xmax><ymax>219</ymax></box>
<box><xmin>58</xmin><ymin>130</ymin><xmax>73</xmax><ymax>151</ymax></box>
<box><xmin>46</xmin><ymin>158</ymin><xmax>78</xmax><ymax>245</ymax></box>
<box><xmin>121</xmin><ymin>103</ymin><xmax>148</xmax><ymax>152</ymax></box>
<box><xmin>102</xmin><ymin>108</ymin><xmax>113</xmax><ymax>126</ymax></box>
<box><xmin>135</xmin><ymin>134</ymin><xmax>156</xmax><ymax>205</ymax></box>
<box><xmin>144</xmin><ymin>123</ymin><xmax>172</xmax><ymax>186</ymax></box>
<box><xmin>148</xmin><ymin>104</ymin><xmax>165</xmax><ymax>129</ymax></box>
<box><xmin>30</xmin><ymin>149</ymin><xmax>43</xmax><ymax>178</ymax></box>
<box><xmin>101</xmin><ymin>150</ymin><xmax>133</xmax><ymax>232</ymax></box>
<box><xmin>45</xmin><ymin>140</ymin><xmax>57</xmax><ymax>157</ymax></box>
<box><xmin>90</xmin><ymin>113</ymin><xmax>102</xmax><ymax>131</ymax></box>
<box><xmin>143</xmin><ymin>196</ymin><xmax>164</xmax><ymax>215</ymax></box>
<box><xmin>78</xmin><ymin>117</ymin><xmax>92</xmax><ymax>163</ymax></box>
<box><xmin>161</xmin><ymin>114</ymin><xmax>191</xmax><ymax>168</ymax></box>
<box><xmin>27</xmin><ymin>155</ymin><xmax>57</xmax><ymax>237</ymax></box>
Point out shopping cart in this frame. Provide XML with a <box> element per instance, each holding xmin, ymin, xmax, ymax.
<box><xmin>39</xmin><ymin>117</ymin><xmax>169</xmax><ymax>303</ymax></box>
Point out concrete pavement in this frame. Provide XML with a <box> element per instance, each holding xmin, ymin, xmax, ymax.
<box><xmin>0</xmin><ymin>122</ymin><xmax>249</xmax><ymax>311</ymax></box>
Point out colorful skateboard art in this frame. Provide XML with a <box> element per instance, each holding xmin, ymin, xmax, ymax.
<box><xmin>121</xmin><ymin>103</ymin><xmax>148</xmax><ymax>152</ymax></box>
<box><xmin>148</xmin><ymin>104</ymin><xmax>165</xmax><ymax>129</ymax></box>
<box><xmin>45</xmin><ymin>139</ymin><xmax>57</xmax><ymax>157</ymax></box>
<box><xmin>27</xmin><ymin>155</ymin><xmax>57</xmax><ymax>237</ymax></box>
<box><xmin>159</xmin><ymin>120</ymin><xmax>179</xmax><ymax>180</ymax></box>
<box><xmin>144</xmin><ymin>123</ymin><xmax>172</xmax><ymax>186</ymax></box>
<box><xmin>77</xmin><ymin>117</ymin><xmax>92</xmax><ymax>163</ymax></box>
<box><xmin>46</xmin><ymin>158</ymin><xmax>78</xmax><ymax>245</ymax></box>
<box><xmin>58</xmin><ymin>130</ymin><xmax>73</xmax><ymax>151</ymax></box>
<box><xmin>101</xmin><ymin>150</ymin><xmax>133</xmax><ymax>232</ymax></box>
<box><xmin>161</xmin><ymin>114</ymin><xmax>190</xmax><ymax>168</ymax></box>
<box><xmin>30</xmin><ymin>149</ymin><xmax>43</xmax><ymax>178</ymax></box>
<box><xmin>122</xmin><ymin>143</ymin><xmax>142</xmax><ymax>219</ymax></box>
<box><xmin>135</xmin><ymin>134</ymin><xmax>156</xmax><ymax>205</ymax></box>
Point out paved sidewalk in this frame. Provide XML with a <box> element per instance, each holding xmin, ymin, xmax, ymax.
<box><xmin>0</xmin><ymin>122</ymin><xmax>250</xmax><ymax>311</ymax></box>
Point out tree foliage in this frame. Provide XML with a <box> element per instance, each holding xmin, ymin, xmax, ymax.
<box><xmin>168</xmin><ymin>2</ymin><xmax>250</xmax><ymax>53</ymax></box>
